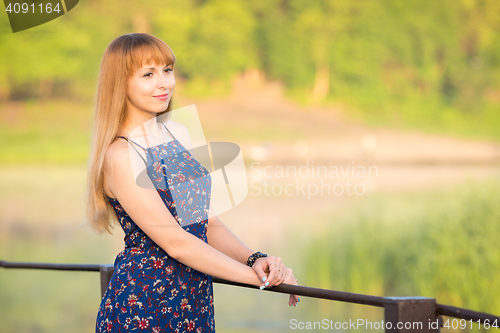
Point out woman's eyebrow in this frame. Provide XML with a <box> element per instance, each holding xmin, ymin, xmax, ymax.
<box><xmin>141</xmin><ymin>64</ymin><xmax>172</xmax><ymax>71</ymax></box>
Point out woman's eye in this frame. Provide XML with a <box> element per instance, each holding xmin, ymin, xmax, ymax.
<box><xmin>143</xmin><ymin>68</ymin><xmax>171</xmax><ymax>77</ymax></box>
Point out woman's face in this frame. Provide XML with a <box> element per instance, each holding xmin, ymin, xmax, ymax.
<box><xmin>126</xmin><ymin>62</ymin><xmax>175</xmax><ymax>115</ymax></box>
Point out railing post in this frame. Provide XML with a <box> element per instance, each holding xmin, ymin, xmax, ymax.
<box><xmin>384</xmin><ymin>297</ymin><xmax>441</xmax><ymax>333</ymax></box>
<box><xmin>99</xmin><ymin>264</ymin><xmax>114</xmax><ymax>298</ymax></box>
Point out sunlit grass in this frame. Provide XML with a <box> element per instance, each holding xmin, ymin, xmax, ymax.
<box><xmin>1</xmin><ymin>91</ymin><xmax>499</xmax><ymax>165</ymax></box>
<box><xmin>299</xmin><ymin>177</ymin><xmax>500</xmax><ymax>323</ymax></box>
<box><xmin>0</xmin><ymin>99</ymin><xmax>92</xmax><ymax>164</ymax></box>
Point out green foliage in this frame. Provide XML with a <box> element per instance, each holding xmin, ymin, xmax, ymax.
<box><xmin>300</xmin><ymin>178</ymin><xmax>500</xmax><ymax>316</ymax></box>
<box><xmin>0</xmin><ymin>0</ymin><xmax>499</xmax><ymax>158</ymax></box>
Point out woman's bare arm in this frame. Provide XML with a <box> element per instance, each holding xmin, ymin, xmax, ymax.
<box><xmin>206</xmin><ymin>208</ymin><xmax>255</xmax><ymax>265</ymax></box>
<box><xmin>105</xmin><ymin>140</ymin><xmax>262</xmax><ymax>287</ymax></box>
<box><xmin>170</xmin><ymin>121</ymin><xmax>257</xmax><ymax>265</ymax></box>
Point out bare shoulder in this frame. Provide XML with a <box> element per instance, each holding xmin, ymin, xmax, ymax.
<box><xmin>103</xmin><ymin>139</ymin><xmax>133</xmax><ymax>197</ymax></box>
<box><xmin>104</xmin><ymin>138</ymin><xmax>132</xmax><ymax>172</ymax></box>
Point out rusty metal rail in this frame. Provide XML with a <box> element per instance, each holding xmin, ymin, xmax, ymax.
<box><xmin>1</xmin><ymin>260</ymin><xmax>499</xmax><ymax>332</ymax></box>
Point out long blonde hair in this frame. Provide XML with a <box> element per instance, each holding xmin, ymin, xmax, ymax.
<box><xmin>83</xmin><ymin>33</ymin><xmax>176</xmax><ymax>234</ymax></box>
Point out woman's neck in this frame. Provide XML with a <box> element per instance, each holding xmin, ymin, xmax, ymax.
<box><xmin>120</xmin><ymin>112</ymin><xmax>165</xmax><ymax>146</ymax></box>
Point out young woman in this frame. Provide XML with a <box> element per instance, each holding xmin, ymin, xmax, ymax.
<box><xmin>84</xmin><ymin>33</ymin><xmax>299</xmax><ymax>332</ymax></box>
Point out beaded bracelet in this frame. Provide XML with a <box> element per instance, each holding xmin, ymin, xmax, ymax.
<box><xmin>246</xmin><ymin>251</ymin><xmax>268</xmax><ymax>267</ymax></box>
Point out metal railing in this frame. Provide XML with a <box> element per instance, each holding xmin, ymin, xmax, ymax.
<box><xmin>1</xmin><ymin>260</ymin><xmax>499</xmax><ymax>332</ymax></box>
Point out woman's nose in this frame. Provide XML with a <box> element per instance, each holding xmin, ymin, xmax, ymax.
<box><xmin>158</xmin><ymin>74</ymin><xmax>174</xmax><ymax>89</ymax></box>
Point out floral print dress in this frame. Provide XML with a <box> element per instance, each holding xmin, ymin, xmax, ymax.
<box><xmin>95</xmin><ymin>123</ymin><xmax>215</xmax><ymax>333</ymax></box>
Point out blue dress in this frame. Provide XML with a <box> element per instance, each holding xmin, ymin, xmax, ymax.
<box><xmin>95</xmin><ymin>123</ymin><xmax>216</xmax><ymax>333</ymax></box>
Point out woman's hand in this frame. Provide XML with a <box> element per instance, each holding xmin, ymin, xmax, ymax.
<box><xmin>251</xmin><ymin>255</ymin><xmax>284</xmax><ymax>289</ymax></box>
<box><xmin>282</xmin><ymin>268</ymin><xmax>300</xmax><ymax>307</ymax></box>
<box><xmin>251</xmin><ymin>256</ymin><xmax>300</xmax><ymax>307</ymax></box>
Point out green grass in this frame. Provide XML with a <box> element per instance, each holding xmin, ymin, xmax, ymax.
<box><xmin>284</xmin><ymin>81</ymin><xmax>500</xmax><ymax>143</ymax></box>
<box><xmin>297</xmin><ymin>177</ymin><xmax>500</xmax><ymax>326</ymax></box>
<box><xmin>0</xmin><ymin>232</ymin><xmax>116</xmax><ymax>333</ymax></box>
<box><xmin>342</xmin><ymin>96</ymin><xmax>500</xmax><ymax>143</ymax></box>
<box><xmin>0</xmin><ymin>99</ymin><xmax>92</xmax><ymax>165</ymax></box>
<box><xmin>1</xmin><ymin>90</ymin><xmax>499</xmax><ymax>165</ymax></box>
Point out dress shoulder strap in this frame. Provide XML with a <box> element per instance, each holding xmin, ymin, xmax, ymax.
<box><xmin>116</xmin><ymin>136</ymin><xmax>148</xmax><ymax>166</ymax></box>
<box><xmin>117</xmin><ymin>136</ymin><xmax>146</xmax><ymax>149</ymax></box>
<box><xmin>160</xmin><ymin>122</ymin><xmax>177</xmax><ymax>141</ymax></box>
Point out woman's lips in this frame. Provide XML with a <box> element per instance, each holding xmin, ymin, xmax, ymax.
<box><xmin>154</xmin><ymin>94</ymin><xmax>169</xmax><ymax>101</ymax></box>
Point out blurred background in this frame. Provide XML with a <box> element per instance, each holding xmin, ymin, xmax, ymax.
<box><xmin>1</xmin><ymin>0</ymin><xmax>500</xmax><ymax>332</ymax></box>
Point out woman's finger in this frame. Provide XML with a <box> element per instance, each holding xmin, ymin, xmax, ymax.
<box><xmin>282</xmin><ymin>269</ymin><xmax>299</xmax><ymax>306</ymax></box>
<box><xmin>277</xmin><ymin>265</ymin><xmax>291</xmax><ymax>286</ymax></box>
<box><xmin>278</xmin><ymin>262</ymin><xmax>286</xmax><ymax>285</ymax></box>
<box><xmin>267</xmin><ymin>258</ymin><xmax>284</xmax><ymax>287</ymax></box>
<box><xmin>261</xmin><ymin>260</ymin><xmax>279</xmax><ymax>289</ymax></box>
<box><xmin>251</xmin><ymin>258</ymin><xmax>271</xmax><ymax>289</ymax></box>
<box><xmin>274</xmin><ymin>264</ymin><xmax>284</xmax><ymax>286</ymax></box>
